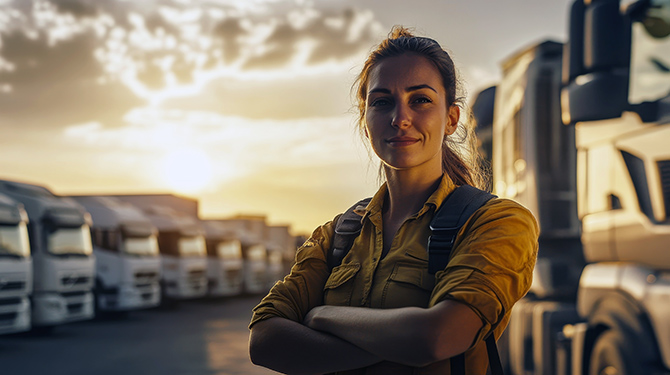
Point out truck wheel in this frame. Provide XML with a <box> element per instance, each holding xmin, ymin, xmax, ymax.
<box><xmin>588</xmin><ymin>329</ymin><xmax>651</xmax><ymax>375</ymax></box>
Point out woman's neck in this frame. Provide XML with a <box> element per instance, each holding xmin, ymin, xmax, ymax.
<box><xmin>383</xmin><ymin>166</ymin><xmax>443</xmax><ymax>221</ymax></box>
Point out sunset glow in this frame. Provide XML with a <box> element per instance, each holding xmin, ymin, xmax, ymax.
<box><xmin>160</xmin><ymin>148</ymin><xmax>214</xmax><ymax>194</ymax></box>
<box><xmin>0</xmin><ymin>0</ymin><xmax>574</xmax><ymax>233</ymax></box>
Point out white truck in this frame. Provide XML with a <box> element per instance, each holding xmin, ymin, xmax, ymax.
<box><xmin>111</xmin><ymin>196</ymin><xmax>208</xmax><ymax>301</ymax></box>
<box><xmin>472</xmin><ymin>0</ymin><xmax>670</xmax><ymax>374</ymax></box>
<box><xmin>265</xmin><ymin>225</ymin><xmax>294</xmax><ymax>287</ymax></box>
<box><xmin>69</xmin><ymin>196</ymin><xmax>161</xmax><ymax>312</ymax></box>
<box><xmin>0</xmin><ymin>193</ymin><xmax>32</xmax><ymax>334</ymax></box>
<box><xmin>0</xmin><ymin>180</ymin><xmax>94</xmax><ymax>328</ymax></box>
<box><xmin>200</xmin><ymin>220</ymin><xmax>244</xmax><ymax>297</ymax></box>
<box><xmin>219</xmin><ymin>216</ymin><xmax>269</xmax><ymax>295</ymax></box>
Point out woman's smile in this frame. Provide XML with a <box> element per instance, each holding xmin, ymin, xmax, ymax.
<box><xmin>386</xmin><ymin>135</ymin><xmax>420</xmax><ymax>147</ymax></box>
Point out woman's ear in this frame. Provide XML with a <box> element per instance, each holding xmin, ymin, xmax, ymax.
<box><xmin>445</xmin><ymin>105</ymin><xmax>460</xmax><ymax>136</ymax></box>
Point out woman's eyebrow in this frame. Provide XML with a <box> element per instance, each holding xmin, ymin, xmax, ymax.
<box><xmin>406</xmin><ymin>84</ymin><xmax>437</xmax><ymax>93</ymax></box>
<box><xmin>368</xmin><ymin>84</ymin><xmax>437</xmax><ymax>95</ymax></box>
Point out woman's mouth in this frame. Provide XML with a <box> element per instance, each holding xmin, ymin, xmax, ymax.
<box><xmin>387</xmin><ymin>136</ymin><xmax>419</xmax><ymax>147</ymax></box>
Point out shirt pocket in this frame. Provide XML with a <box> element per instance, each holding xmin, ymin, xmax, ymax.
<box><xmin>381</xmin><ymin>262</ymin><xmax>435</xmax><ymax>309</ymax></box>
<box><xmin>323</xmin><ymin>263</ymin><xmax>360</xmax><ymax>306</ymax></box>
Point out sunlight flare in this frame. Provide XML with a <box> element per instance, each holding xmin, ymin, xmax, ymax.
<box><xmin>160</xmin><ymin>148</ymin><xmax>213</xmax><ymax>194</ymax></box>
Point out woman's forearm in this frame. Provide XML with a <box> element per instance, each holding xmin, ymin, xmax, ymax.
<box><xmin>303</xmin><ymin>300</ymin><xmax>481</xmax><ymax>367</ymax></box>
<box><xmin>249</xmin><ymin>317</ymin><xmax>382</xmax><ymax>374</ymax></box>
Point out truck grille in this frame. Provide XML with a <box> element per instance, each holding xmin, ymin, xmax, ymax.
<box><xmin>0</xmin><ymin>312</ymin><xmax>18</xmax><ymax>325</ymax></box>
<box><xmin>659</xmin><ymin>160</ymin><xmax>670</xmax><ymax>221</ymax></box>
<box><xmin>134</xmin><ymin>271</ymin><xmax>159</xmax><ymax>288</ymax></box>
<box><xmin>188</xmin><ymin>269</ymin><xmax>205</xmax><ymax>290</ymax></box>
<box><xmin>61</xmin><ymin>276</ymin><xmax>91</xmax><ymax>286</ymax></box>
<box><xmin>0</xmin><ymin>297</ymin><xmax>22</xmax><ymax>307</ymax></box>
<box><xmin>135</xmin><ymin>271</ymin><xmax>158</xmax><ymax>279</ymax></box>
<box><xmin>0</xmin><ymin>281</ymin><xmax>25</xmax><ymax>291</ymax></box>
<box><xmin>226</xmin><ymin>269</ymin><xmax>241</xmax><ymax>283</ymax></box>
<box><xmin>67</xmin><ymin>303</ymin><xmax>83</xmax><ymax>314</ymax></box>
<box><xmin>62</xmin><ymin>291</ymin><xmax>87</xmax><ymax>298</ymax></box>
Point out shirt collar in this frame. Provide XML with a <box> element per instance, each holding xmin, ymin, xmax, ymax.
<box><xmin>363</xmin><ymin>174</ymin><xmax>459</xmax><ymax>222</ymax></box>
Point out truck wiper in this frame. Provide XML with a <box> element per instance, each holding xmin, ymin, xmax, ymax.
<box><xmin>651</xmin><ymin>57</ymin><xmax>670</xmax><ymax>73</ymax></box>
<box><xmin>0</xmin><ymin>252</ymin><xmax>23</xmax><ymax>259</ymax></box>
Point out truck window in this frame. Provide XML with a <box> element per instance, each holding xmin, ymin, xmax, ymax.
<box><xmin>46</xmin><ymin>225</ymin><xmax>93</xmax><ymax>256</ymax></box>
<box><xmin>216</xmin><ymin>240</ymin><xmax>242</xmax><ymax>260</ymax></box>
<box><xmin>0</xmin><ymin>222</ymin><xmax>30</xmax><ymax>257</ymax></box>
<box><xmin>629</xmin><ymin>22</ymin><xmax>670</xmax><ymax>104</ymax></box>
<box><xmin>178</xmin><ymin>235</ymin><xmax>206</xmax><ymax>257</ymax></box>
<box><xmin>245</xmin><ymin>244</ymin><xmax>266</xmax><ymax>261</ymax></box>
<box><xmin>122</xmin><ymin>234</ymin><xmax>159</xmax><ymax>256</ymax></box>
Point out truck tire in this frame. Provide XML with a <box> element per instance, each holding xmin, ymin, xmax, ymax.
<box><xmin>588</xmin><ymin>329</ymin><xmax>651</xmax><ymax>375</ymax></box>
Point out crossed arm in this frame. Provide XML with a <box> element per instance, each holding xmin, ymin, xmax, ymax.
<box><xmin>249</xmin><ymin>299</ymin><xmax>482</xmax><ymax>374</ymax></box>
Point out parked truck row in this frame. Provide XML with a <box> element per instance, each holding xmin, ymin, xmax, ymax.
<box><xmin>0</xmin><ymin>180</ymin><xmax>297</xmax><ymax>335</ymax></box>
<box><xmin>472</xmin><ymin>0</ymin><xmax>670</xmax><ymax>374</ymax></box>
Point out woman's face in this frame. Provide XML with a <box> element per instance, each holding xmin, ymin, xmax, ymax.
<box><xmin>364</xmin><ymin>53</ymin><xmax>459</xmax><ymax>175</ymax></box>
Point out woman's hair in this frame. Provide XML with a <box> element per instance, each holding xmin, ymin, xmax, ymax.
<box><xmin>353</xmin><ymin>26</ymin><xmax>488</xmax><ymax>190</ymax></box>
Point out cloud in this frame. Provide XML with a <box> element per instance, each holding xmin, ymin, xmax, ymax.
<box><xmin>0</xmin><ymin>0</ymin><xmax>384</xmax><ymax>130</ymax></box>
<box><xmin>0</xmin><ymin>29</ymin><xmax>143</xmax><ymax>129</ymax></box>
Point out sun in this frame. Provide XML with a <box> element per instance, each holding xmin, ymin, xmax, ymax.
<box><xmin>160</xmin><ymin>148</ymin><xmax>213</xmax><ymax>194</ymax></box>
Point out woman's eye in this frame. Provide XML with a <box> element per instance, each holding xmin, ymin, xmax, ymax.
<box><xmin>413</xmin><ymin>96</ymin><xmax>432</xmax><ymax>104</ymax></box>
<box><xmin>369</xmin><ymin>98</ymin><xmax>391</xmax><ymax>107</ymax></box>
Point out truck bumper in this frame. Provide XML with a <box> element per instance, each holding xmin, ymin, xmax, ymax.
<box><xmin>0</xmin><ymin>296</ymin><xmax>30</xmax><ymax>335</ymax></box>
<box><xmin>32</xmin><ymin>291</ymin><xmax>94</xmax><ymax>326</ymax></box>
<box><xmin>99</xmin><ymin>283</ymin><xmax>161</xmax><ymax>311</ymax></box>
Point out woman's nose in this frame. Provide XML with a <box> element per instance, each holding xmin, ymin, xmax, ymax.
<box><xmin>391</xmin><ymin>103</ymin><xmax>411</xmax><ymax>128</ymax></box>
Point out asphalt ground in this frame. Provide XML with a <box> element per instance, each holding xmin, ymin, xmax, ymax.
<box><xmin>0</xmin><ymin>294</ymin><xmax>279</xmax><ymax>375</ymax></box>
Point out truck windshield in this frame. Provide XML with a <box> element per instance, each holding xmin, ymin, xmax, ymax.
<box><xmin>246</xmin><ymin>244</ymin><xmax>266</xmax><ymax>261</ymax></box>
<box><xmin>268</xmin><ymin>250</ymin><xmax>283</xmax><ymax>265</ymax></box>
<box><xmin>47</xmin><ymin>225</ymin><xmax>93</xmax><ymax>256</ymax></box>
<box><xmin>178</xmin><ymin>235</ymin><xmax>206</xmax><ymax>257</ymax></box>
<box><xmin>216</xmin><ymin>240</ymin><xmax>242</xmax><ymax>260</ymax></box>
<box><xmin>629</xmin><ymin>22</ymin><xmax>670</xmax><ymax>104</ymax></box>
<box><xmin>122</xmin><ymin>234</ymin><xmax>159</xmax><ymax>256</ymax></box>
<box><xmin>0</xmin><ymin>222</ymin><xmax>30</xmax><ymax>258</ymax></box>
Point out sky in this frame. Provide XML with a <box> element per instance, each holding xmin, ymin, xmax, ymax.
<box><xmin>0</xmin><ymin>0</ymin><xmax>574</xmax><ymax>234</ymax></box>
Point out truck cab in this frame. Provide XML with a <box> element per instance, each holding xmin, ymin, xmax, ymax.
<box><xmin>201</xmin><ymin>220</ymin><xmax>244</xmax><ymax>297</ymax></box>
<box><xmin>218</xmin><ymin>216</ymin><xmax>269</xmax><ymax>295</ymax></box>
<box><xmin>473</xmin><ymin>0</ymin><xmax>670</xmax><ymax>374</ymax></box>
<box><xmin>0</xmin><ymin>193</ymin><xmax>32</xmax><ymax>334</ymax></box>
<box><xmin>0</xmin><ymin>180</ymin><xmax>94</xmax><ymax>328</ymax></box>
<box><xmin>139</xmin><ymin>205</ymin><xmax>208</xmax><ymax>301</ymax></box>
<box><xmin>69</xmin><ymin>196</ymin><xmax>161</xmax><ymax>312</ymax></box>
<box><xmin>265</xmin><ymin>225</ymin><xmax>294</xmax><ymax>288</ymax></box>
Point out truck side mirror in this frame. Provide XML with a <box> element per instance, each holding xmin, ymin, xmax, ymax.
<box><xmin>562</xmin><ymin>0</ymin><xmax>630</xmax><ymax>124</ymax></box>
<box><xmin>642</xmin><ymin>0</ymin><xmax>670</xmax><ymax>37</ymax></box>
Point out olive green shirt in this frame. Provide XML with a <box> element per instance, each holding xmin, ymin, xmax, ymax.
<box><xmin>250</xmin><ymin>174</ymin><xmax>539</xmax><ymax>374</ymax></box>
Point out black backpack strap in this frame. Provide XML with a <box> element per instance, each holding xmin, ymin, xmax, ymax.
<box><xmin>450</xmin><ymin>333</ymin><xmax>503</xmax><ymax>375</ymax></box>
<box><xmin>328</xmin><ymin>197</ymin><xmax>371</xmax><ymax>271</ymax></box>
<box><xmin>486</xmin><ymin>334</ymin><xmax>504</xmax><ymax>375</ymax></box>
<box><xmin>431</xmin><ymin>185</ymin><xmax>498</xmax><ymax>375</ymax></box>
<box><xmin>450</xmin><ymin>353</ymin><xmax>466</xmax><ymax>375</ymax></box>
<box><xmin>427</xmin><ymin>185</ymin><xmax>496</xmax><ymax>275</ymax></box>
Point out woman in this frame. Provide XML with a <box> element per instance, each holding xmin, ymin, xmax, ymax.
<box><xmin>249</xmin><ymin>27</ymin><xmax>538</xmax><ymax>375</ymax></box>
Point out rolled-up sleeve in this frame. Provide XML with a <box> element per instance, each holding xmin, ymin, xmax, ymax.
<box><xmin>249</xmin><ymin>219</ymin><xmax>337</xmax><ymax>329</ymax></box>
<box><xmin>429</xmin><ymin>199</ymin><xmax>539</xmax><ymax>344</ymax></box>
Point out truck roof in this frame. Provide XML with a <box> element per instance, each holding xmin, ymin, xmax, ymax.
<box><xmin>501</xmin><ymin>40</ymin><xmax>563</xmax><ymax>73</ymax></box>
<box><xmin>69</xmin><ymin>195</ymin><xmax>153</xmax><ymax>229</ymax></box>
<box><xmin>0</xmin><ymin>179</ymin><xmax>87</xmax><ymax>223</ymax></box>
